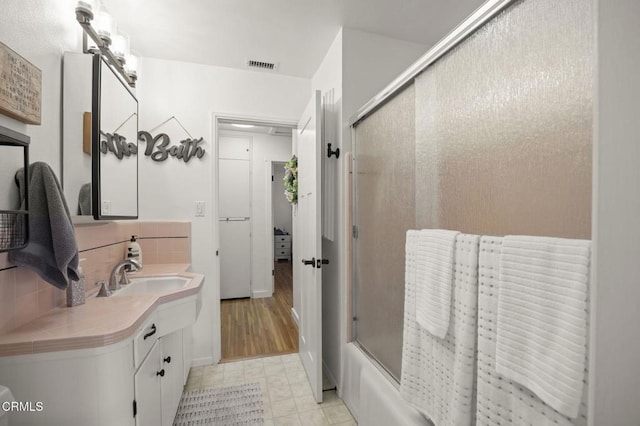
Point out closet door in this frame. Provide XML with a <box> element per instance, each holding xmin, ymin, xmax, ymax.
<box><xmin>218</xmin><ymin>135</ymin><xmax>252</xmax><ymax>299</ymax></box>
<box><xmin>219</xmin><ymin>219</ymin><xmax>251</xmax><ymax>299</ymax></box>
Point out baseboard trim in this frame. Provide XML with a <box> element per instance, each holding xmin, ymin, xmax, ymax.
<box><xmin>252</xmin><ymin>289</ymin><xmax>272</xmax><ymax>299</ymax></box>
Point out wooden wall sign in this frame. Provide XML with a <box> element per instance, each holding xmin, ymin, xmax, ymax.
<box><xmin>0</xmin><ymin>42</ymin><xmax>42</xmax><ymax>125</ymax></box>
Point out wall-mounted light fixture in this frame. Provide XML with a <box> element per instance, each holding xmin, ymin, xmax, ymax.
<box><xmin>75</xmin><ymin>0</ymin><xmax>138</xmax><ymax>87</ymax></box>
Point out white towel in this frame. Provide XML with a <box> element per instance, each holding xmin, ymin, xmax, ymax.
<box><xmin>410</xmin><ymin>229</ymin><xmax>459</xmax><ymax>339</ymax></box>
<box><xmin>401</xmin><ymin>233</ymin><xmax>479</xmax><ymax>426</ymax></box>
<box><xmin>495</xmin><ymin>236</ymin><xmax>590</xmax><ymax>419</ymax></box>
<box><xmin>476</xmin><ymin>236</ymin><xmax>588</xmax><ymax>426</ymax></box>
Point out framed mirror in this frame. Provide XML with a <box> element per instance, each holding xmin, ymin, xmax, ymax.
<box><xmin>91</xmin><ymin>54</ymin><xmax>138</xmax><ymax>219</ymax></box>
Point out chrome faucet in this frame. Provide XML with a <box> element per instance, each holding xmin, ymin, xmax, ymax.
<box><xmin>108</xmin><ymin>259</ymin><xmax>143</xmax><ymax>291</ymax></box>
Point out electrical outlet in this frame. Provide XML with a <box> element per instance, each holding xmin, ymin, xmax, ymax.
<box><xmin>101</xmin><ymin>200</ymin><xmax>111</xmax><ymax>215</ymax></box>
<box><xmin>195</xmin><ymin>201</ymin><xmax>205</xmax><ymax>217</ymax></box>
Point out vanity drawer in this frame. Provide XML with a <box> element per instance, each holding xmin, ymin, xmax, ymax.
<box><xmin>134</xmin><ymin>318</ymin><xmax>159</xmax><ymax>369</ymax></box>
<box><xmin>275</xmin><ymin>235</ymin><xmax>291</xmax><ymax>243</ymax></box>
<box><xmin>275</xmin><ymin>242</ymin><xmax>290</xmax><ymax>250</ymax></box>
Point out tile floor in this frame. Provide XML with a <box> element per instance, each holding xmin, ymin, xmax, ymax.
<box><xmin>184</xmin><ymin>353</ymin><xmax>356</xmax><ymax>426</ymax></box>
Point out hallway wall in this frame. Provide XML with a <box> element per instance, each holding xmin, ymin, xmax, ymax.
<box><xmin>273</xmin><ymin>165</ymin><xmax>292</xmax><ymax>235</ymax></box>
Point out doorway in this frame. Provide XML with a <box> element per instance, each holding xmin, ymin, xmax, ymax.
<box><xmin>271</xmin><ymin>159</ymin><xmax>293</xmax><ymax>312</ymax></box>
<box><xmin>215</xmin><ymin>116</ymin><xmax>299</xmax><ymax>362</ymax></box>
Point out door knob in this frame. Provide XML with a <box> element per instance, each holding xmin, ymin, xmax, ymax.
<box><xmin>302</xmin><ymin>257</ymin><xmax>315</xmax><ymax>266</ymax></box>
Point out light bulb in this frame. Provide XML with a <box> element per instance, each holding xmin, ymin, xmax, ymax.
<box><xmin>94</xmin><ymin>11</ymin><xmax>114</xmax><ymax>45</ymax></box>
<box><xmin>111</xmin><ymin>34</ymin><xmax>128</xmax><ymax>63</ymax></box>
<box><xmin>124</xmin><ymin>54</ymin><xmax>138</xmax><ymax>78</ymax></box>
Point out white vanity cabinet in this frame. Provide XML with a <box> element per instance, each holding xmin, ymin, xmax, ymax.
<box><xmin>134</xmin><ymin>329</ymin><xmax>184</xmax><ymax>426</ymax></box>
<box><xmin>160</xmin><ymin>330</ymin><xmax>184</xmax><ymax>426</ymax></box>
<box><xmin>0</xmin><ymin>288</ymin><xmax>202</xmax><ymax>426</ymax></box>
<box><xmin>134</xmin><ymin>340</ymin><xmax>162</xmax><ymax>426</ymax></box>
<box><xmin>0</xmin><ymin>340</ymin><xmax>136</xmax><ymax>426</ymax></box>
<box><xmin>130</xmin><ymin>296</ymin><xmax>197</xmax><ymax>426</ymax></box>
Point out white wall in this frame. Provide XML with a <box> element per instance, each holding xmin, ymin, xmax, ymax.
<box><xmin>61</xmin><ymin>52</ymin><xmax>93</xmax><ymax>214</ymax></box>
<box><xmin>590</xmin><ymin>0</ymin><xmax>640</xmax><ymax>424</ymax></box>
<box><xmin>272</xmin><ymin>165</ymin><xmax>292</xmax><ymax>234</ymax></box>
<box><xmin>137</xmin><ymin>58</ymin><xmax>308</xmax><ymax>363</ymax></box>
<box><xmin>0</xmin><ymin>0</ymin><xmax>80</xmax><ymax>205</ymax></box>
<box><xmin>219</xmin><ymin>129</ymin><xmax>292</xmax><ymax>298</ymax></box>
<box><xmin>342</xmin><ymin>28</ymin><xmax>429</xmax><ymax>128</ymax></box>
<box><xmin>251</xmin><ymin>133</ymin><xmax>292</xmax><ymax>297</ymax></box>
<box><xmin>310</xmin><ymin>27</ymin><xmax>427</xmax><ymax>394</ymax></box>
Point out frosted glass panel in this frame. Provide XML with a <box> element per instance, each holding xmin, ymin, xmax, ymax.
<box><xmin>415</xmin><ymin>0</ymin><xmax>592</xmax><ymax>238</ymax></box>
<box><xmin>354</xmin><ymin>85</ymin><xmax>415</xmax><ymax>380</ymax></box>
<box><xmin>352</xmin><ymin>0</ymin><xmax>593</xmax><ymax>382</ymax></box>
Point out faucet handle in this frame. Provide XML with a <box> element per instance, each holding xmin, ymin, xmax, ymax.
<box><xmin>95</xmin><ymin>280</ymin><xmax>111</xmax><ymax>297</ymax></box>
<box><xmin>119</xmin><ymin>269</ymin><xmax>131</xmax><ymax>286</ymax></box>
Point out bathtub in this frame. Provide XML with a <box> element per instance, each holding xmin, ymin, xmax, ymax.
<box><xmin>341</xmin><ymin>343</ymin><xmax>429</xmax><ymax>426</ymax></box>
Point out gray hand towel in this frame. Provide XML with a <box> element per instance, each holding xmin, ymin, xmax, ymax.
<box><xmin>77</xmin><ymin>182</ymin><xmax>91</xmax><ymax>215</ymax></box>
<box><xmin>8</xmin><ymin>162</ymin><xmax>79</xmax><ymax>289</ymax></box>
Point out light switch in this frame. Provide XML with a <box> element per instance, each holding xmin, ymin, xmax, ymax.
<box><xmin>195</xmin><ymin>201</ymin><xmax>205</xmax><ymax>217</ymax></box>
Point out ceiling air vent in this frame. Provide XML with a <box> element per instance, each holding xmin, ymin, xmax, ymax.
<box><xmin>246</xmin><ymin>59</ymin><xmax>279</xmax><ymax>71</ymax></box>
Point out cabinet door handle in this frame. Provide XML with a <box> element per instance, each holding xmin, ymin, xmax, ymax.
<box><xmin>143</xmin><ymin>324</ymin><xmax>157</xmax><ymax>340</ymax></box>
<box><xmin>156</xmin><ymin>369</ymin><xmax>165</xmax><ymax>377</ymax></box>
<box><xmin>163</xmin><ymin>356</ymin><xmax>172</xmax><ymax>364</ymax></box>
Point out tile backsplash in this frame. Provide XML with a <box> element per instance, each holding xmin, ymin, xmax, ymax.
<box><xmin>0</xmin><ymin>221</ymin><xmax>191</xmax><ymax>334</ymax></box>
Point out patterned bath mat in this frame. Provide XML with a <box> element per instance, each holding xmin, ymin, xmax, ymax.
<box><xmin>173</xmin><ymin>382</ymin><xmax>264</xmax><ymax>425</ymax></box>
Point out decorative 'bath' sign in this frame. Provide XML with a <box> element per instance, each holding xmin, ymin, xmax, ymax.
<box><xmin>101</xmin><ymin>131</ymin><xmax>137</xmax><ymax>159</ymax></box>
<box><xmin>99</xmin><ymin>131</ymin><xmax>206</xmax><ymax>163</ymax></box>
<box><xmin>138</xmin><ymin>131</ymin><xmax>206</xmax><ymax>163</ymax></box>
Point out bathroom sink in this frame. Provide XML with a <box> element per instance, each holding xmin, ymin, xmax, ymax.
<box><xmin>114</xmin><ymin>276</ymin><xmax>191</xmax><ymax>296</ymax></box>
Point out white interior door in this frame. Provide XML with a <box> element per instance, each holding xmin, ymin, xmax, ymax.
<box><xmin>218</xmin><ymin>159</ymin><xmax>250</xmax><ymax>218</ymax></box>
<box><xmin>297</xmin><ymin>90</ymin><xmax>324</xmax><ymax>402</ymax></box>
<box><xmin>219</xmin><ymin>219</ymin><xmax>251</xmax><ymax>299</ymax></box>
<box><xmin>218</xmin><ymin>135</ymin><xmax>252</xmax><ymax>299</ymax></box>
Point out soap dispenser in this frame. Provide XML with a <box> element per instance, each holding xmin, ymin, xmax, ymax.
<box><xmin>125</xmin><ymin>235</ymin><xmax>142</xmax><ymax>271</ymax></box>
<box><xmin>67</xmin><ymin>258</ymin><xmax>86</xmax><ymax>307</ymax></box>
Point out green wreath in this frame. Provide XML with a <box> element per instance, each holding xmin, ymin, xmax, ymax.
<box><xmin>283</xmin><ymin>155</ymin><xmax>298</xmax><ymax>205</ymax></box>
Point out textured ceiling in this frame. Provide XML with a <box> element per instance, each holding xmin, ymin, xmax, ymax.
<box><xmin>101</xmin><ymin>0</ymin><xmax>486</xmax><ymax>78</ymax></box>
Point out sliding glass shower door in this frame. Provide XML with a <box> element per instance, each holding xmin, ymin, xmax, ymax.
<box><xmin>352</xmin><ymin>0</ymin><xmax>593</xmax><ymax>382</ymax></box>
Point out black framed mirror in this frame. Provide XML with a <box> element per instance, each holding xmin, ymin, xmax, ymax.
<box><xmin>91</xmin><ymin>54</ymin><xmax>139</xmax><ymax>220</ymax></box>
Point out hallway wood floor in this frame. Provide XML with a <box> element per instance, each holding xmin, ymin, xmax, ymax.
<box><xmin>221</xmin><ymin>261</ymin><xmax>298</xmax><ymax>361</ymax></box>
